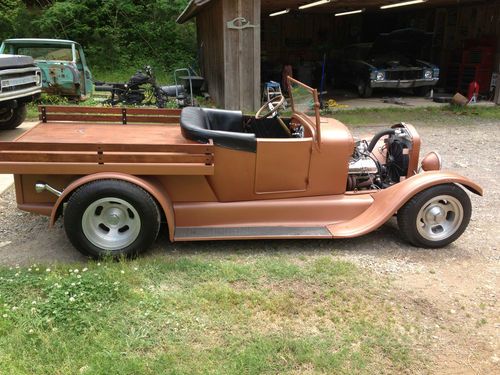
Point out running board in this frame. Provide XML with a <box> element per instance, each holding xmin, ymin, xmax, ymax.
<box><xmin>174</xmin><ymin>226</ymin><xmax>332</xmax><ymax>241</ymax></box>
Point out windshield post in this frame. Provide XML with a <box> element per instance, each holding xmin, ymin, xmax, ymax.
<box><xmin>287</xmin><ymin>77</ymin><xmax>322</xmax><ymax>147</ymax></box>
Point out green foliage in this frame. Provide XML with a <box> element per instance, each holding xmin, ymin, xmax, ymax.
<box><xmin>0</xmin><ymin>0</ymin><xmax>28</xmax><ymax>38</ymax></box>
<box><xmin>1</xmin><ymin>0</ymin><xmax>195</xmax><ymax>74</ymax></box>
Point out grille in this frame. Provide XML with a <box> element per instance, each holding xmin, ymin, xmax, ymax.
<box><xmin>0</xmin><ymin>69</ymin><xmax>40</xmax><ymax>93</ymax></box>
<box><xmin>385</xmin><ymin>69</ymin><xmax>423</xmax><ymax>80</ymax></box>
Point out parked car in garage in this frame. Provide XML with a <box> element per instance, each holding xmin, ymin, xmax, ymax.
<box><xmin>0</xmin><ymin>38</ymin><xmax>93</xmax><ymax>101</ymax></box>
<box><xmin>0</xmin><ymin>54</ymin><xmax>41</xmax><ymax>130</ymax></box>
<box><xmin>337</xmin><ymin>29</ymin><xmax>440</xmax><ymax>97</ymax></box>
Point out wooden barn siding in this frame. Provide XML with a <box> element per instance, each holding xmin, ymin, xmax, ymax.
<box><xmin>223</xmin><ymin>0</ymin><xmax>261</xmax><ymax>111</ymax></box>
<box><xmin>196</xmin><ymin>0</ymin><xmax>225</xmax><ymax>106</ymax></box>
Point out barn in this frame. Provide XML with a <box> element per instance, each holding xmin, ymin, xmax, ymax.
<box><xmin>177</xmin><ymin>0</ymin><xmax>500</xmax><ymax>110</ymax></box>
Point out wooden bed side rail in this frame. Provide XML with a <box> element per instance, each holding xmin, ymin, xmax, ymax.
<box><xmin>0</xmin><ymin>142</ymin><xmax>214</xmax><ymax>165</ymax></box>
<box><xmin>38</xmin><ymin>105</ymin><xmax>182</xmax><ymax>125</ymax></box>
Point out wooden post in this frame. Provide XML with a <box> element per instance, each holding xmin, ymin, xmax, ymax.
<box><xmin>223</xmin><ymin>0</ymin><xmax>261</xmax><ymax>111</ymax></box>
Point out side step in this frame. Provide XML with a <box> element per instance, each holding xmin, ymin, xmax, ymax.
<box><xmin>174</xmin><ymin>226</ymin><xmax>332</xmax><ymax>241</ymax></box>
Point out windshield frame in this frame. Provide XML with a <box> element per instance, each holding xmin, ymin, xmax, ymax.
<box><xmin>287</xmin><ymin>76</ymin><xmax>321</xmax><ymax>145</ymax></box>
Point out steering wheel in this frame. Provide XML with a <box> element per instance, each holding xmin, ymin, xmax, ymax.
<box><xmin>255</xmin><ymin>95</ymin><xmax>286</xmax><ymax>120</ymax></box>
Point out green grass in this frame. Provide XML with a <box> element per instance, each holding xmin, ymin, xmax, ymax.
<box><xmin>324</xmin><ymin>105</ymin><xmax>500</xmax><ymax>126</ymax></box>
<box><xmin>0</xmin><ymin>255</ymin><xmax>418</xmax><ymax>374</ymax></box>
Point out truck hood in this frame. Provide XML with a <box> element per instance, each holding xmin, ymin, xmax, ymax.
<box><xmin>369</xmin><ymin>28</ymin><xmax>433</xmax><ymax>63</ymax></box>
<box><xmin>0</xmin><ymin>54</ymin><xmax>35</xmax><ymax>69</ymax></box>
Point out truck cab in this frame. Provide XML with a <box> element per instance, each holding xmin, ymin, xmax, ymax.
<box><xmin>0</xmin><ymin>38</ymin><xmax>93</xmax><ymax>101</ymax></box>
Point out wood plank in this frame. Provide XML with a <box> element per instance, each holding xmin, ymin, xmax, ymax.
<box><xmin>0</xmin><ymin>162</ymin><xmax>215</xmax><ymax>176</ymax></box>
<box><xmin>0</xmin><ymin>152</ymin><xmax>213</xmax><ymax>164</ymax></box>
<box><xmin>39</xmin><ymin>105</ymin><xmax>182</xmax><ymax>116</ymax></box>
<box><xmin>0</xmin><ymin>142</ymin><xmax>213</xmax><ymax>154</ymax></box>
<box><xmin>40</xmin><ymin>114</ymin><xmax>180</xmax><ymax>124</ymax></box>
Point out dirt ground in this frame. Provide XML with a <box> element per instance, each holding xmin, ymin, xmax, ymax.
<box><xmin>0</xmin><ymin>119</ymin><xmax>498</xmax><ymax>374</ymax></box>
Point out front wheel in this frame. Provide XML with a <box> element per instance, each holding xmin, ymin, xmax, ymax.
<box><xmin>64</xmin><ymin>180</ymin><xmax>161</xmax><ymax>259</ymax></box>
<box><xmin>397</xmin><ymin>184</ymin><xmax>472</xmax><ymax>248</ymax></box>
<box><xmin>357</xmin><ymin>80</ymin><xmax>373</xmax><ymax>98</ymax></box>
<box><xmin>0</xmin><ymin>105</ymin><xmax>27</xmax><ymax>130</ymax></box>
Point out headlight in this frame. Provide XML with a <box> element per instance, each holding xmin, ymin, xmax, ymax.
<box><xmin>35</xmin><ymin>72</ymin><xmax>42</xmax><ymax>85</ymax></box>
<box><xmin>424</xmin><ymin>70</ymin><xmax>433</xmax><ymax>79</ymax></box>
<box><xmin>376</xmin><ymin>71</ymin><xmax>385</xmax><ymax>81</ymax></box>
<box><xmin>421</xmin><ymin>151</ymin><xmax>442</xmax><ymax>172</ymax></box>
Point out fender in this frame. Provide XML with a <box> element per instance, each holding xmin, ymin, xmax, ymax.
<box><xmin>329</xmin><ymin>171</ymin><xmax>483</xmax><ymax>238</ymax></box>
<box><xmin>49</xmin><ymin>173</ymin><xmax>176</xmax><ymax>241</ymax></box>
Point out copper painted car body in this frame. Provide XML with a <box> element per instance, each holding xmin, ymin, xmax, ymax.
<box><xmin>0</xmin><ymin>77</ymin><xmax>482</xmax><ymax>258</ymax></box>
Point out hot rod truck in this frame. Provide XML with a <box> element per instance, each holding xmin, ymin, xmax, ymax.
<box><xmin>0</xmin><ymin>78</ymin><xmax>482</xmax><ymax>258</ymax></box>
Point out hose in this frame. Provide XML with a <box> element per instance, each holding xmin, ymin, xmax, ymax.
<box><xmin>367</xmin><ymin>129</ymin><xmax>396</xmax><ymax>153</ymax></box>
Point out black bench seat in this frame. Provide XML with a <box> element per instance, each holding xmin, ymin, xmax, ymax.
<box><xmin>180</xmin><ymin>107</ymin><xmax>257</xmax><ymax>152</ymax></box>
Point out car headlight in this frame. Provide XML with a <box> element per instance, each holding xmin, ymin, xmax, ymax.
<box><xmin>36</xmin><ymin>72</ymin><xmax>42</xmax><ymax>85</ymax></box>
<box><xmin>376</xmin><ymin>71</ymin><xmax>385</xmax><ymax>81</ymax></box>
<box><xmin>424</xmin><ymin>70</ymin><xmax>433</xmax><ymax>79</ymax></box>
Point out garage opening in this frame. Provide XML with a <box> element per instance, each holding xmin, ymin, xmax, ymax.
<box><xmin>261</xmin><ymin>0</ymin><xmax>499</xmax><ymax>101</ymax></box>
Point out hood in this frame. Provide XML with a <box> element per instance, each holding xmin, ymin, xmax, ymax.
<box><xmin>370</xmin><ymin>28</ymin><xmax>433</xmax><ymax>60</ymax></box>
<box><xmin>0</xmin><ymin>54</ymin><xmax>35</xmax><ymax>69</ymax></box>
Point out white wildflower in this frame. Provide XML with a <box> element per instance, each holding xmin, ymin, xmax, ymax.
<box><xmin>2</xmin><ymin>314</ymin><xmax>7</xmax><ymax>318</ymax></box>
<box><xmin>31</xmin><ymin>301</ymin><xmax>37</xmax><ymax>305</ymax></box>
<box><xmin>69</xmin><ymin>297</ymin><xmax>75</xmax><ymax>302</ymax></box>
<box><xmin>46</xmin><ymin>268</ymin><xmax>51</xmax><ymax>272</ymax></box>
<box><xmin>28</xmin><ymin>329</ymin><xmax>34</xmax><ymax>334</ymax></box>
<box><xmin>74</xmin><ymin>269</ymin><xmax>79</xmax><ymax>273</ymax></box>
<box><xmin>82</xmin><ymin>268</ymin><xmax>88</xmax><ymax>272</ymax></box>
<box><xmin>120</xmin><ymin>270</ymin><xmax>125</xmax><ymax>274</ymax></box>
<box><xmin>77</xmin><ymin>275</ymin><xmax>81</xmax><ymax>279</ymax></box>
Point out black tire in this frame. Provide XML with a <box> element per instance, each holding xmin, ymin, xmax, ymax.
<box><xmin>413</xmin><ymin>86</ymin><xmax>431</xmax><ymax>97</ymax></box>
<box><xmin>64</xmin><ymin>180</ymin><xmax>161</xmax><ymax>259</ymax></box>
<box><xmin>0</xmin><ymin>105</ymin><xmax>27</xmax><ymax>130</ymax></box>
<box><xmin>357</xmin><ymin>80</ymin><xmax>373</xmax><ymax>98</ymax></box>
<box><xmin>397</xmin><ymin>184</ymin><xmax>472</xmax><ymax>248</ymax></box>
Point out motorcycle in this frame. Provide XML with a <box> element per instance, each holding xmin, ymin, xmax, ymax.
<box><xmin>94</xmin><ymin>66</ymin><xmax>193</xmax><ymax>108</ymax></box>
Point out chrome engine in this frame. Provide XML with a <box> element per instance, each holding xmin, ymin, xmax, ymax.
<box><xmin>347</xmin><ymin>125</ymin><xmax>413</xmax><ymax>191</ymax></box>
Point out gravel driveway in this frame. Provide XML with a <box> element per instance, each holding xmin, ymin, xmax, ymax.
<box><xmin>0</xmin><ymin>118</ymin><xmax>498</xmax><ymax>374</ymax></box>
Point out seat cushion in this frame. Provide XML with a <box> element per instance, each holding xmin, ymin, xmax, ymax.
<box><xmin>180</xmin><ymin>107</ymin><xmax>256</xmax><ymax>152</ymax></box>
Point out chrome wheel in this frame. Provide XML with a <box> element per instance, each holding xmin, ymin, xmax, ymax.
<box><xmin>82</xmin><ymin>197</ymin><xmax>141</xmax><ymax>251</ymax></box>
<box><xmin>416</xmin><ymin>195</ymin><xmax>464</xmax><ymax>241</ymax></box>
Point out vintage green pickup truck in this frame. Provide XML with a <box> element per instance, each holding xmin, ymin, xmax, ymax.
<box><xmin>0</xmin><ymin>38</ymin><xmax>93</xmax><ymax>101</ymax></box>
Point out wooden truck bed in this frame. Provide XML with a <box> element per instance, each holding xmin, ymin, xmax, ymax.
<box><xmin>0</xmin><ymin>106</ymin><xmax>214</xmax><ymax>175</ymax></box>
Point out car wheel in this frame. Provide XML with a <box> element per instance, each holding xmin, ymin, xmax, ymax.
<box><xmin>0</xmin><ymin>105</ymin><xmax>27</xmax><ymax>130</ymax></box>
<box><xmin>357</xmin><ymin>80</ymin><xmax>372</xmax><ymax>98</ymax></box>
<box><xmin>397</xmin><ymin>184</ymin><xmax>471</xmax><ymax>248</ymax></box>
<box><xmin>64</xmin><ymin>180</ymin><xmax>161</xmax><ymax>259</ymax></box>
<box><xmin>413</xmin><ymin>86</ymin><xmax>431</xmax><ymax>96</ymax></box>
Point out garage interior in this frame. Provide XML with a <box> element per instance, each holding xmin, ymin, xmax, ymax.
<box><xmin>179</xmin><ymin>0</ymin><xmax>500</xmax><ymax>110</ymax></box>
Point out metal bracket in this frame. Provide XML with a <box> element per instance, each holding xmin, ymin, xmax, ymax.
<box><xmin>121</xmin><ymin>108</ymin><xmax>127</xmax><ymax>124</ymax></box>
<box><xmin>40</xmin><ymin>106</ymin><xmax>47</xmax><ymax>123</ymax></box>
<box><xmin>226</xmin><ymin>17</ymin><xmax>258</xmax><ymax>30</ymax></box>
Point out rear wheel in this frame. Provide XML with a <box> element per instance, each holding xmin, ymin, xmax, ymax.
<box><xmin>64</xmin><ymin>180</ymin><xmax>161</xmax><ymax>259</ymax></box>
<box><xmin>0</xmin><ymin>105</ymin><xmax>27</xmax><ymax>130</ymax></box>
<box><xmin>397</xmin><ymin>184</ymin><xmax>471</xmax><ymax>248</ymax></box>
